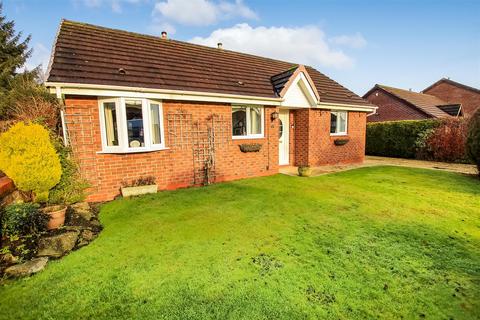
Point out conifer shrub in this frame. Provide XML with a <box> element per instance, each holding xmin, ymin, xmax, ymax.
<box><xmin>0</xmin><ymin>122</ymin><xmax>62</xmax><ymax>202</ymax></box>
<box><xmin>466</xmin><ymin>109</ymin><xmax>480</xmax><ymax>176</ymax></box>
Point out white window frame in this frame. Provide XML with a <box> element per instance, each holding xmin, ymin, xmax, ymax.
<box><xmin>330</xmin><ymin>110</ymin><xmax>348</xmax><ymax>136</ymax></box>
<box><xmin>231</xmin><ymin>105</ymin><xmax>265</xmax><ymax>140</ymax></box>
<box><xmin>98</xmin><ymin>98</ymin><xmax>166</xmax><ymax>153</ymax></box>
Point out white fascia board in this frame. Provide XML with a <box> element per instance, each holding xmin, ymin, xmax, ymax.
<box><xmin>46</xmin><ymin>82</ymin><xmax>377</xmax><ymax>112</ymax></box>
<box><xmin>316</xmin><ymin>102</ymin><xmax>378</xmax><ymax>113</ymax></box>
<box><xmin>46</xmin><ymin>82</ymin><xmax>281</xmax><ymax>106</ymax></box>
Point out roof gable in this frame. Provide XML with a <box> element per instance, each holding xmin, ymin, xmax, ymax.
<box><xmin>423</xmin><ymin>78</ymin><xmax>480</xmax><ymax>95</ymax></box>
<box><xmin>47</xmin><ymin>20</ymin><xmax>371</xmax><ymax>107</ymax></box>
<box><xmin>366</xmin><ymin>84</ymin><xmax>453</xmax><ymax>118</ymax></box>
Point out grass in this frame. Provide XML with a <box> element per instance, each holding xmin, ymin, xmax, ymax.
<box><xmin>1</xmin><ymin>166</ymin><xmax>479</xmax><ymax>319</ymax></box>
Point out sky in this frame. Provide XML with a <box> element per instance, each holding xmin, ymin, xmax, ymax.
<box><xmin>3</xmin><ymin>0</ymin><xmax>479</xmax><ymax>96</ymax></box>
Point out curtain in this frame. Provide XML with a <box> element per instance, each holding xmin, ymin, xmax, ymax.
<box><xmin>150</xmin><ymin>104</ymin><xmax>161</xmax><ymax>144</ymax></box>
<box><xmin>249</xmin><ymin>107</ymin><xmax>261</xmax><ymax>134</ymax></box>
<box><xmin>104</xmin><ymin>105</ymin><xmax>115</xmax><ymax>146</ymax></box>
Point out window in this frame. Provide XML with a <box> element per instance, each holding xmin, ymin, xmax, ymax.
<box><xmin>232</xmin><ymin>106</ymin><xmax>264</xmax><ymax>139</ymax></box>
<box><xmin>125</xmin><ymin>100</ymin><xmax>144</xmax><ymax>148</ymax></box>
<box><xmin>99</xmin><ymin>98</ymin><xmax>165</xmax><ymax>153</ymax></box>
<box><xmin>330</xmin><ymin>111</ymin><xmax>348</xmax><ymax>135</ymax></box>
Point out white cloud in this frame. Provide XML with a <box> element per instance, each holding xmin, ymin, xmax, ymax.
<box><xmin>149</xmin><ymin>21</ymin><xmax>177</xmax><ymax>35</ymax></box>
<box><xmin>329</xmin><ymin>33</ymin><xmax>367</xmax><ymax>49</ymax></box>
<box><xmin>190</xmin><ymin>24</ymin><xmax>355</xmax><ymax>69</ymax></box>
<box><xmin>153</xmin><ymin>0</ymin><xmax>257</xmax><ymax>26</ymax></box>
<box><xmin>77</xmin><ymin>0</ymin><xmax>142</xmax><ymax>13</ymax></box>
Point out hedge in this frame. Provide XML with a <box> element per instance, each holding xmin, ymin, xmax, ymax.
<box><xmin>366</xmin><ymin>119</ymin><xmax>441</xmax><ymax>158</ymax></box>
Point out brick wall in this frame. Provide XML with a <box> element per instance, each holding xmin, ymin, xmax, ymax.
<box><xmin>365</xmin><ymin>88</ymin><xmax>429</xmax><ymax>122</ymax></box>
<box><xmin>64</xmin><ymin>97</ymin><xmax>367</xmax><ymax>201</ymax></box>
<box><xmin>64</xmin><ymin>97</ymin><xmax>279</xmax><ymax>202</ymax></box>
<box><xmin>423</xmin><ymin>82</ymin><xmax>480</xmax><ymax>117</ymax></box>
<box><xmin>292</xmin><ymin>109</ymin><xmax>366</xmax><ymax>166</ymax></box>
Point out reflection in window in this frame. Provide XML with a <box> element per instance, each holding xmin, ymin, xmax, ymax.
<box><xmin>232</xmin><ymin>106</ymin><xmax>263</xmax><ymax>137</ymax></box>
<box><xmin>330</xmin><ymin>111</ymin><xmax>347</xmax><ymax>135</ymax></box>
<box><xmin>103</xmin><ymin>102</ymin><xmax>118</xmax><ymax>146</ymax></box>
<box><xmin>150</xmin><ymin>103</ymin><xmax>162</xmax><ymax>145</ymax></box>
<box><xmin>232</xmin><ymin>107</ymin><xmax>247</xmax><ymax>136</ymax></box>
<box><xmin>125</xmin><ymin>100</ymin><xmax>144</xmax><ymax>148</ymax></box>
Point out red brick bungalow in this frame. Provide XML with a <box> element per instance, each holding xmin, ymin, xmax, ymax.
<box><xmin>45</xmin><ymin>20</ymin><xmax>376</xmax><ymax>202</ymax></box>
<box><xmin>364</xmin><ymin>84</ymin><xmax>462</xmax><ymax>122</ymax></box>
<box><xmin>422</xmin><ymin>78</ymin><xmax>480</xmax><ymax>117</ymax></box>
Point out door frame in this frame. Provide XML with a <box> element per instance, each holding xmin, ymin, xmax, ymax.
<box><xmin>278</xmin><ymin>109</ymin><xmax>290</xmax><ymax>165</ymax></box>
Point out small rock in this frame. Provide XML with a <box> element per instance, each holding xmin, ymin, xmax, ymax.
<box><xmin>70</xmin><ymin>202</ymin><xmax>93</xmax><ymax>221</ymax></box>
<box><xmin>81</xmin><ymin>229</ymin><xmax>95</xmax><ymax>242</ymax></box>
<box><xmin>0</xmin><ymin>253</ymin><xmax>19</xmax><ymax>266</ymax></box>
<box><xmin>0</xmin><ymin>190</ymin><xmax>30</xmax><ymax>207</ymax></box>
<box><xmin>37</xmin><ymin>232</ymin><xmax>78</xmax><ymax>258</ymax></box>
<box><xmin>63</xmin><ymin>226</ymin><xmax>83</xmax><ymax>233</ymax></box>
<box><xmin>89</xmin><ymin>219</ymin><xmax>101</xmax><ymax>227</ymax></box>
<box><xmin>4</xmin><ymin>257</ymin><xmax>48</xmax><ymax>278</ymax></box>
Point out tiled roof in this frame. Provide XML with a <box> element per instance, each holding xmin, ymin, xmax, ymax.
<box><xmin>375</xmin><ymin>85</ymin><xmax>452</xmax><ymax>118</ymax></box>
<box><xmin>271</xmin><ymin>67</ymin><xmax>297</xmax><ymax>97</ymax></box>
<box><xmin>423</xmin><ymin>78</ymin><xmax>480</xmax><ymax>95</ymax></box>
<box><xmin>47</xmin><ymin>20</ymin><xmax>370</xmax><ymax>107</ymax></box>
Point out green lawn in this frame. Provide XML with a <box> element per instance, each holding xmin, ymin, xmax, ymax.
<box><xmin>1</xmin><ymin>166</ymin><xmax>479</xmax><ymax>319</ymax></box>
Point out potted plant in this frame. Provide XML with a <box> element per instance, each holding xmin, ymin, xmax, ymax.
<box><xmin>121</xmin><ymin>176</ymin><xmax>157</xmax><ymax>197</ymax></box>
<box><xmin>41</xmin><ymin>205</ymin><xmax>67</xmax><ymax>230</ymax></box>
<box><xmin>298</xmin><ymin>166</ymin><xmax>312</xmax><ymax>177</ymax></box>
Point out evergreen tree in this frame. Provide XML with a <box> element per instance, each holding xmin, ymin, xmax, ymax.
<box><xmin>0</xmin><ymin>2</ymin><xmax>33</xmax><ymax>117</ymax></box>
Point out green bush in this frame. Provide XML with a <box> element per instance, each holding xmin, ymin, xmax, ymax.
<box><xmin>0</xmin><ymin>203</ymin><xmax>49</xmax><ymax>237</ymax></box>
<box><xmin>366</xmin><ymin>119</ymin><xmax>441</xmax><ymax>158</ymax></box>
<box><xmin>47</xmin><ymin>135</ymin><xmax>89</xmax><ymax>205</ymax></box>
<box><xmin>466</xmin><ymin>110</ymin><xmax>480</xmax><ymax>176</ymax></box>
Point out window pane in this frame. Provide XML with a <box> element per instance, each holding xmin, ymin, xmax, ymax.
<box><xmin>150</xmin><ymin>103</ymin><xmax>162</xmax><ymax>145</ymax></box>
<box><xmin>232</xmin><ymin>107</ymin><xmax>247</xmax><ymax>136</ymax></box>
<box><xmin>103</xmin><ymin>102</ymin><xmax>118</xmax><ymax>146</ymax></box>
<box><xmin>338</xmin><ymin>112</ymin><xmax>347</xmax><ymax>133</ymax></box>
<box><xmin>248</xmin><ymin>107</ymin><xmax>262</xmax><ymax>135</ymax></box>
<box><xmin>330</xmin><ymin>112</ymin><xmax>337</xmax><ymax>134</ymax></box>
<box><xmin>125</xmin><ymin>100</ymin><xmax>144</xmax><ymax>148</ymax></box>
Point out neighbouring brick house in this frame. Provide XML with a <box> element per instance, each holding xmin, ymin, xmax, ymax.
<box><xmin>364</xmin><ymin>84</ymin><xmax>462</xmax><ymax>122</ymax></box>
<box><xmin>45</xmin><ymin>20</ymin><xmax>376</xmax><ymax>202</ymax></box>
<box><xmin>422</xmin><ymin>78</ymin><xmax>480</xmax><ymax>117</ymax></box>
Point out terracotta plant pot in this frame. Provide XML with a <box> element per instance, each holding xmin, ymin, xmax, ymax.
<box><xmin>42</xmin><ymin>205</ymin><xmax>67</xmax><ymax>230</ymax></box>
<box><xmin>298</xmin><ymin>166</ymin><xmax>312</xmax><ymax>177</ymax></box>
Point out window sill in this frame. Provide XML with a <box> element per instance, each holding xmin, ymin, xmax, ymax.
<box><xmin>330</xmin><ymin>133</ymin><xmax>348</xmax><ymax>137</ymax></box>
<box><xmin>232</xmin><ymin>135</ymin><xmax>265</xmax><ymax>140</ymax></box>
<box><xmin>97</xmin><ymin>147</ymin><xmax>170</xmax><ymax>154</ymax></box>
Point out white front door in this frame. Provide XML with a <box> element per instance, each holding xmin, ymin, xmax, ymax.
<box><xmin>278</xmin><ymin>109</ymin><xmax>290</xmax><ymax>165</ymax></box>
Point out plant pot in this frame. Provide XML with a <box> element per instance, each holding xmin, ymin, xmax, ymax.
<box><xmin>334</xmin><ymin>139</ymin><xmax>349</xmax><ymax>146</ymax></box>
<box><xmin>121</xmin><ymin>184</ymin><xmax>158</xmax><ymax>198</ymax></box>
<box><xmin>298</xmin><ymin>166</ymin><xmax>312</xmax><ymax>177</ymax></box>
<box><xmin>42</xmin><ymin>205</ymin><xmax>67</xmax><ymax>230</ymax></box>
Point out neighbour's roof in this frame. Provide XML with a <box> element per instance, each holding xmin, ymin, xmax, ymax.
<box><xmin>366</xmin><ymin>84</ymin><xmax>458</xmax><ymax>118</ymax></box>
<box><xmin>423</xmin><ymin>78</ymin><xmax>480</xmax><ymax>95</ymax></box>
<box><xmin>47</xmin><ymin>20</ymin><xmax>370</xmax><ymax>106</ymax></box>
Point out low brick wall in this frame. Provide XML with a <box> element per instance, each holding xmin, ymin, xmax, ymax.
<box><xmin>0</xmin><ymin>176</ymin><xmax>14</xmax><ymax>198</ymax></box>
